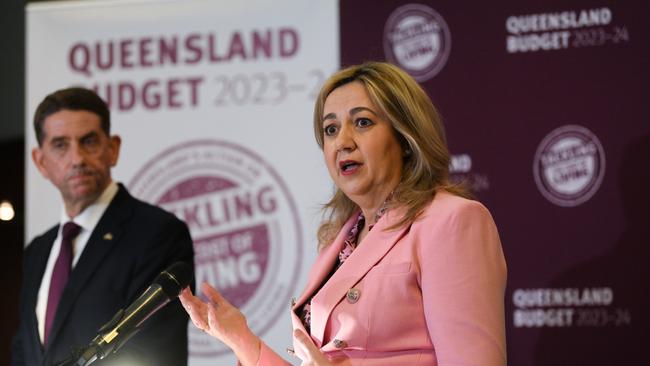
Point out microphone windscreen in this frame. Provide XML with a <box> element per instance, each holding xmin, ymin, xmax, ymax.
<box><xmin>154</xmin><ymin>262</ymin><xmax>193</xmax><ymax>297</ymax></box>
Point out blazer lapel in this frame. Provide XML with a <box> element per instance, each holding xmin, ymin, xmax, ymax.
<box><xmin>46</xmin><ymin>186</ymin><xmax>133</xmax><ymax>349</ymax></box>
<box><xmin>309</xmin><ymin>207</ymin><xmax>410</xmax><ymax>345</ymax></box>
<box><xmin>293</xmin><ymin>216</ymin><xmax>358</xmax><ymax>310</ymax></box>
<box><xmin>290</xmin><ymin>215</ymin><xmax>357</xmax><ymax>349</ymax></box>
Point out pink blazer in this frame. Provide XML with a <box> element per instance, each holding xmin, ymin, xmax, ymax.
<box><xmin>257</xmin><ymin>192</ymin><xmax>507</xmax><ymax>365</ymax></box>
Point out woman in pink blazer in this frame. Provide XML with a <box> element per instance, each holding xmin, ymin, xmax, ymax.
<box><xmin>180</xmin><ymin>62</ymin><xmax>507</xmax><ymax>366</ymax></box>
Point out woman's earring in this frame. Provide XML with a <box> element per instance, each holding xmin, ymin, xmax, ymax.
<box><xmin>404</xmin><ymin>148</ymin><xmax>412</xmax><ymax>157</ymax></box>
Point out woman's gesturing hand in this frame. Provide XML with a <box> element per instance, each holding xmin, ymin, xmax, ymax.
<box><xmin>179</xmin><ymin>282</ymin><xmax>261</xmax><ymax>366</ymax></box>
<box><xmin>292</xmin><ymin>329</ymin><xmax>333</xmax><ymax>366</ymax></box>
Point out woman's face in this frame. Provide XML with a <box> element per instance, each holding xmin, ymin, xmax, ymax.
<box><xmin>322</xmin><ymin>81</ymin><xmax>404</xmax><ymax>208</ymax></box>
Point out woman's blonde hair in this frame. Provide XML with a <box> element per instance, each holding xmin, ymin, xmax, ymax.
<box><xmin>314</xmin><ymin>61</ymin><xmax>469</xmax><ymax>248</ymax></box>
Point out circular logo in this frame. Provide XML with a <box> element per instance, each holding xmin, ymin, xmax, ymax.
<box><xmin>129</xmin><ymin>139</ymin><xmax>302</xmax><ymax>357</ymax></box>
<box><xmin>533</xmin><ymin>125</ymin><xmax>606</xmax><ymax>207</ymax></box>
<box><xmin>383</xmin><ymin>4</ymin><xmax>452</xmax><ymax>82</ymax></box>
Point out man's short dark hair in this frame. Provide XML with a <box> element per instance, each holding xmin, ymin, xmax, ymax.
<box><xmin>33</xmin><ymin>87</ymin><xmax>110</xmax><ymax>146</ymax></box>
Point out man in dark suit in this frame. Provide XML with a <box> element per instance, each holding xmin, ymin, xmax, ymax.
<box><xmin>11</xmin><ymin>87</ymin><xmax>194</xmax><ymax>366</ymax></box>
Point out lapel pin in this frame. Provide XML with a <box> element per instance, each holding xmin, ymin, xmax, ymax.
<box><xmin>103</xmin><ymin>232</ymin><xmax>113</xmax><ymax>241</ymax></box>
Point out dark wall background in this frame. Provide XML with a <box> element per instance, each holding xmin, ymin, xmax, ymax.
<box><xmin>0</xmin><ymin>0</ymin><xmax>24</xmax><ymax>364</ymax></box>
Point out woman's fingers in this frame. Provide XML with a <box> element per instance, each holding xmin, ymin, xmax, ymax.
<box><xmin>180</xmin><ymin>287</ymin><xmax>204</xmax><ymax>312</ymax></box>
<box><xmin>293</xmin><ymin>329</ymin><xmax>310</xmax><ymax>350</ymax></box>
<box><xmin>179</xmin><ymin>287</ymin><xmax>199</xmax><ymax>308</ymax></box>
<box><xmin>293</xmin><ymin>329</ymin><xmax>315</xmax><ymax>358</ymax></box>
<box><xmin>293</xmin><ymin>329</ymin><xmax>331</xmax><ymax>365</ymax></box>
<box><xmin>178</xmin><ymin>287</ymin><xmax>190</xmax><ymax>308</ymax></box>
<box><xmin>201</xmin><ymin>282</ymin><xmax>228</xmax><ymax>306</ymax></box>
<box><xmin>179</xmin><ymin>287</ymin><xmax>209</xmax><ymax>330</ymax></box>
<box><xmin>206</xmin><ymin>301</ymin><xmax>221</xmax><ymax>333</ymax></box>
<box><xmin>180</xmin><ymin>284</ymin><xmax>261</xmax><ymax>365</ymax></box>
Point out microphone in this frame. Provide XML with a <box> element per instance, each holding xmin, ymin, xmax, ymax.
<box><xmin>56</xmin><ymin>261</ymin><xmax>193</xmax><ymax>366</ymax></box>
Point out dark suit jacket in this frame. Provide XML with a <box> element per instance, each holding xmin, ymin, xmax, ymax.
<box><xmin>11</xmin><ymin>184</ymin><xmax>194</xmax><ymax>366</ymax></box>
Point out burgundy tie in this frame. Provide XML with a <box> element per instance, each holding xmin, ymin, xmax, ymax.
<box><xmin>44</xmin><ymin>221</ymin><xmax>81</xmax><ymax>345</ymax></box>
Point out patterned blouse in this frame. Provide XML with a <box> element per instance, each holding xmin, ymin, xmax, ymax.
<box><xmin>298</xmin><ymin>200</ymin><xmax>390</xmax><ymax>332</ymax></box>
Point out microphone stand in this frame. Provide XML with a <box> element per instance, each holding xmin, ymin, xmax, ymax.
<box><xmin>53</xmin><ymin>309</ymin><xmax>139</xmax><ymax>366</ymax></box>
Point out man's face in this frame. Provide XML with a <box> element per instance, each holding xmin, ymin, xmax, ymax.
<box><xmin>32</xmin><ymin>109</ymin><xmax>121</xmax><ymax>216</ymax></box>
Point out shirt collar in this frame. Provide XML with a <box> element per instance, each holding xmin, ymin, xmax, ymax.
<box><xmin>59</xmin><ymin>181</ymin><xmax>119</xmax><ymax>232</ymax></box>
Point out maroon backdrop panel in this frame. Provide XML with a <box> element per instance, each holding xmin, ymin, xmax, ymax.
<box><xmin>340</xmin><ymin>1</ymin><xmax>649</xmax><ymax>364</ymax></box>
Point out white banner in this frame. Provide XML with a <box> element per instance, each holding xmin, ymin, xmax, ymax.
<box><xmin>26</xmin><ymin>0</ymin><xmax>339</xmax><ymax>364</ymax></box>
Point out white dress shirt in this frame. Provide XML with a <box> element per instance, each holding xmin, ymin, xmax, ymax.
<box><xmin>35</xmin><ymin>181</ymin><xmax>118</xmax><ymax>344</ymax></box>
